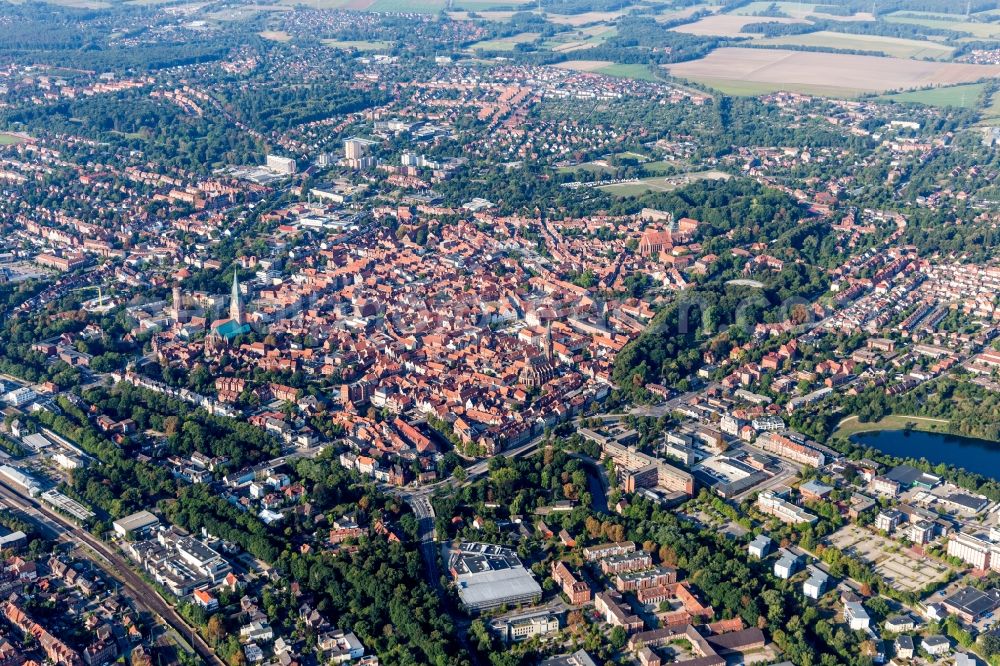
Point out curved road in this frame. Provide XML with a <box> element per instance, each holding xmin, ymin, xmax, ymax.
<box><xmin>0</xmin><ymin>480</ymin><xmax>223</xmax><ymax>666</ymax></box>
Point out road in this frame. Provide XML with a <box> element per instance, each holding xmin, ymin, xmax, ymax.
<box><xmin>629</xmin><ymin>383</ymin><xmax>720</xmax><ymax>419</ymax></box>
<box><xmin>0</xmin><ymin>480</ymin><xmax>224</xmax><ymax>666</ymax></box>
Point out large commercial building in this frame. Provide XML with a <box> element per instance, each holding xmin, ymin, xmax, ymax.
<box><xmin>125</xmin><ymin>527</ymin><xmax>232</xmax><ymax>597</ymax></box>
<box><xmin>112</xmin><ymin>510</ymin><xmax>161</xmax><ymax>539</ymax></box>
<box><xmin>265</xmin><ymin>154</ymin><xmax>296</xmax><ymax>175</ymax></box>
<box><xmin>448</xmin><ymin>542</ymin><xmax>541</xmax><ymax>612</ymax></box>
<box><xmin>942</xmin><ymin>586</ymin><xmax>1000</xmax><ymax>623</ymax></box>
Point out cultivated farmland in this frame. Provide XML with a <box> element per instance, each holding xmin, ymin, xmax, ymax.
<box><xmin>671</xmin><ymin>14</ymin><xmax>807</xmax><ymax>38</ymax></box>
<box><xmin>666</xmin><ymin>48</ymin><xmax>1000</xmax><ymax>97</ymax></box>
<box><xmin>756</xmin><ymin>30</ymin><xmax>954</xmax><ymax>60</ymax></box>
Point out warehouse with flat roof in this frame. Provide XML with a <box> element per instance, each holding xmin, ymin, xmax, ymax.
<box><xmin>448</xmin><ymin>542</ymin><xmax>541</xmax><ymax>612</ymax></box>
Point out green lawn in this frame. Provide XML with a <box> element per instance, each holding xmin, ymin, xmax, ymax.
<box><xmin>0</xmin><ymin>133</ymin><xmax>25</xmax><ymax>145</ymax></box>
<box><xmin>981</xmin><ymin>90</ymin><xmax>1000</xmax><ymax>124</ymax></box>
<box><xmin>321</xmin><ymin>39</ymin><xmax>393</xmax><ymax>51</ymax></box>
<box><xmin>880</xmin><ymin>82</ymin><xmax>986</xmax><ymax>108</ymax></box>
<box><xmin>884</xmin><ymin>13</ymin><xmax>1000</xmax><ymax>39</ymax></box>
<box><xmin>598</xmin><ymin>169</ymin><xmax>730</xmax><ymax>197</ymax></box>
<box><xmin>596</xmin><ymin>63</ymin><xmax>660</xmax><ymax>82</ymax></box>
<box><xmin>557</xmin><ymin>162</ymin><xmax>614</xmax><ymax>175</ymax></box>
<box><xmin>757</xmin><ymin>30</ymin><xmax>953</xmax><ymax>60</ymax></box>
<box><xmin>679</xmin><ymin>76</ymin><xmax>867</xmax><ymax>98</ymax></box>
<box><xmin>470</xmin><ymin>32</ymin><xmax>540</xmax><ymax>51</ymax></box>
<box><xmin>833</xmin><ymin>414</ymin><xmax>951</xmax><ymax>439</ymax></box>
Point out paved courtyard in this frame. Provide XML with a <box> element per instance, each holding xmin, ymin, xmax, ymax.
<box><xmin>827</xmin><ymin>524</ymin><xmax>952</xmax><ymax>592</ymax></box>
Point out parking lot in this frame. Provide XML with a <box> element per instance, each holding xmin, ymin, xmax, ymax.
<box><xmin>827</xmin><ymin>524</ymin><xmax>952</xmax><ymax>592</ymax></box>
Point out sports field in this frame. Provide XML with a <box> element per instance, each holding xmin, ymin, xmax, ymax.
<box><xmin>0</xmin><ymin>133</ymin><xmax>26</xmax><ymax>146</ymax></box>
<box><xmin>667</xmin><ymin>48</ymin><xmax>1000</xmax><ymax>97</ymax></box>
<box><xmin>756</xmin><ymin>30</ymin><xmax>954</xmax><ymax>60</ymax></box>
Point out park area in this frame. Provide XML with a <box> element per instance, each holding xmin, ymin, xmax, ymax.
<box><xmin>666</xmin><ymin>48</ymin><xmax>1000</xmax><ymax>97</ymax></box>
<box><xmin>827</xmin><ymin>524</ymin><xmax>953</xmax><ymax>593</ymax></box>
<box><xmin>598</xmin><ymin>169</ymin><xmax>730</xmax><ymax>197</ymax></box>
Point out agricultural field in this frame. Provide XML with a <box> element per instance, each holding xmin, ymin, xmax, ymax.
<box><xmin>321</xmin><ymin>39</ymin><xmax>393</xmax><ymax>50</ymax></box>
<box><xmin>671</xmin><ymin>14</ymin><xmax>806</xmax><ymax>38</ymax></box>
<box><xmin>453</xmin><ymin>0</ymin><xmax>532</xmax><ymax>7</ymax></box>
<box><xmin>756</xmin><ymin>30</ymin><xmax>954</xmax><ymax>60</ymax></box>
<box><xmin>667</xmin><ymin>47</ymin><xmax>1000</xmax><ymax>97</ymax></box>
<box><xmin>470</xmin><ymin>32</ymin><xmax>540</xmax><ymax>52</ymax></box>
<box><xmin>23</xmin><ymin>0</ymin><xmax>110</xmax><ymax>7</ymax></box>
<box><xmin>544</xmin><ymin>10</ymin><xmax>629</xmax><ymax>26</ymax></box>
<box><xmin>654</xmin><ymin>5</ymin><xmax>714</xmax><ymax>24</ymax></box>
<box><xmin>879</xmin><ymin>82</ymin><xmax>986</xmax><ymax>109</ymax></box>
<box><xmin>885</xmin><ymin>11</ymin><xmax>1000</xmax><ymax>39</ymax></box>
<box><xmin>729</xmin><ymin>1</ymin><xmax>873</xmax><ymax>21</ymax></box>
<box><xmin>275</xmin><ymin>0</ymin><xmax>462</xmax><ymax>10</ymax></box>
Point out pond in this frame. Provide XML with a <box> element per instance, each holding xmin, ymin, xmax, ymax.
<box><xmin>851</xmin><ymin>429</ymin><xmax>1000</xmax><ymax>481</ymax></box>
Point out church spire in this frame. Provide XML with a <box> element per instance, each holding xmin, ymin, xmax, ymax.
<box><xmin>230</xmin><ymin>271</ymin><xmax>244</xmax><ymax>324</ymax></box>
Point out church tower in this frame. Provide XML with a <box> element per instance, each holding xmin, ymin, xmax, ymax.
<box><xmin>172</xmin><ymin>284</ymin><xmax>182</xmax><ymax>322</ymax></box>
<box><xmin>230</xmin><ymin>272</ymin><xmax>244</xmax><ymax>324</ymax></box>
<box><xmin>544</xmin><ymin>322</ymin><xmax>554</xmax><ymax>363</ymax></box>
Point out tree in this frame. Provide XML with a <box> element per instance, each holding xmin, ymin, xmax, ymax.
<box><xmin>609</xmin><ymin>626</ymin><xmax>627</xmax><ymax>650</ymax></box>
<box><xmin>206</xmin><ymin>616</ymin><xmax>225</xmax><ymax>644</ymax></box>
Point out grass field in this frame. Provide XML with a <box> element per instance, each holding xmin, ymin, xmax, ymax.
<box><xmin>596</xmin><ymin>63</ymin><xmax>660</xmax><ymax>81</ymax></box>
<box><xmin>259</xmin><ymin>30</ymin><xmax>292</xmax><ymax>42</ymax></box>
<box><xmin>833</xmin><ymin>414</ymin><xmax>951</xmax><ymax>439</ymax></box>
<box><xmin>0</xmin><ymin>133</ymin><xmax>26</xmax><ymax>146</ymax></box>
<box><xmin>598</xmin><ymin>169</ymin><xmax>730</xmax><ymax>197</ymax></box>
<box><xmin>544</xmin><ymin>25</ymin><xmax>616</xmax><ymax>53</ymax></box>
<box><xmin>756</xmin><ymin>30</ymin><xmax>954</xmax><ymax>60</ymax></box>
<box><xmin>675</xmin><ymin>77</ymin><xmax>869</xmax><ymax>97</ymax></box>
<box><xmin>981</xmin><ymin>90</ymin><xmax>1000</xmax><ymax>124</ymax></box>
<box><xmin>470</xmin><ymin>32</ymin><xmax>540</xmax><ymax>51</ymax></box>
<box><xmin>558</xmin><ymin>162</ymin><xmax>614</xmax><ymax>175</ymax></box>
<box><xmin>321</xmin><ymin>39</ymin><xmax>393</xmax><ymax>51</ymax></box>
<box><xmin>885</xmin><ymin>13</ymin><xmax>1000</xmax><ymax>39</ymax></box>
<box><xmin>667</xmin><ymin>47</ymin><xmax>1000</xmax><ymax>97</ymax></box>
<box><xmin>554</xmin><ymin>60</ymin><xmax>661</xmax><ymax>81</ymax></box>
<box><xmin>880</xmin><ymin>82</ymin><xmax>986</xmax><ymax>108</ymax></box>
